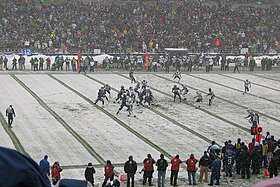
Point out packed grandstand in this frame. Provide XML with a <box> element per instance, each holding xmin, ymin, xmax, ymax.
<box><xmin>0</xmin><ymin>0</ymin><xmax>279</xmax><ymax>54</ymax></box>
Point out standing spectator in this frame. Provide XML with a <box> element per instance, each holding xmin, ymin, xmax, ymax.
<box><xmin>51</xmin><ymin>161</ymin><xmax>62</xmax><ymax>185</ymax></box>
<box><xmin>124</xmin><ymin>155</ymin><xmax>137</xmax><ymax>187</ymax></box>
<box><xmin>268</xmin><ymin>155</ymin><xmax>279</xmax><ymax>178</ymax></box>
<box><xmin>186</xmin><ymin>154</ymin><xmax>198</xmax><ymax>185</ymax></box>
<box><xmin>251</xmin><ymin>142</ymin><xmax>262</xmax><ymax>175</ymax></box>
<box><xmin>85</xmin><ymin>162</ymin><xmax>96</xmax><ymax>186</ymax></box>
<box><xmin>78</xmin><ymin>58</ymin><xmax>86</xmax><ymax>74</ymax></box>
<box><xmin>3</xmin><ymin>56</ymin><xmax>8</xmax><ymax>70</ymax></box>
<box><xmin>170</xmin><ymin>154</ymin><xmax>182</xmax><ymax>186</ymax></box>
<box><xmin>65</xmin><ymin>57</ymin><xmax>70</xmax><ymax>71</ymax></box>
<box><xmin>90</xmin><ymin>57</ymin><xmax>95</xmax><ymax>72</ymax></box>
<box><xmin>142</xmin><ymin>154</ymin><xmax>155</xmax><ymax>185</ymax></box>
<box><xmin>239</xmin><ymin>144</ymin><xmax>251</xmax><ymax>179</ymax></box>
<box><xmin>6</xmin><ymin>105</ymin><xmax>16</xmax><ymax>128</ymax></box>
<box><xmin>233</xmin><ymin>58</ymin><xmax>241</xmax><ymax>73</ymax></box>
<box><xmin>156</xmin><ymin>153</ymin><xmax>168</xmax><ymax>187</ymax></box>
<box><xmin>0</xmin><ymin>56</ymin><xmax>3</xmax><ymax>70</ymax></box>
<box><xmin>12</xmin><ymin>57</ymin><xmax>17</xmax><ymax>70</ymax></box>
<box><xmin>71</xmin><ymin>57</ymin><xmax>77</xmax><ymax>72</ymax></box>
<box><xmin>39</xmin><ymin>57</ymin><xmax>44</xmax><ymax>70</ymax></box>
<box><xmin>198</xmin><ymin>151</ymin><xmax>211</xmax><ymax>183</ymax></box>
<box><xmin>261</xmin><ymin>140</ymin><xmax>268</xmax><ymax>168</ymax></box>
<box><xmin>249</xmin><ymin>57</ymin><xmax>255</xmax><ymax>72</ymax></box>
<box><xmin>224</xmin><ymin>150</ymin><xmax>234</xmax><ymax>178</ymax></box>
<box><xmin>19</xmin><ymin>55</ymin><xmax>26</xmax><ymax>70</ymax></box>
<box><xmin>46</xmin><ymin>58</ymin><xmax>51</xmax><ymax>71</ymax></box>
<box><xmin>34</xmin><ymin>57</ymin><xmax>39</xmax><ymax>71</ymax></box>
<box><xmin>102</xmin><ymin>160</ymin><xmax>114</xmax><ymax>187</ymax></box>
<box><xmin>39</xmin><ymin>155</ymin><xmax>50</xmax><ymax>176</ymax></box>
<box><xmin>208</xmin><ymin>155</ymin><xmax>221</xmax><ymax>186</ymax></box>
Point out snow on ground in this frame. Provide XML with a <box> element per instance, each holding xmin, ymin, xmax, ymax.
<box><xmin>52</xmin><ymin>74</ymin><xmax>208</xmax><ymax>159</ymax></box>
<box><xmin>154</xmin><ymin>73</ymin><xmax>280</xmax><ymax>136</ymax></box>
<box><xmin>92</xmin><ymin>73</ymin><xmax>251</xmax><ymax>147</ymax></box>
<box><xmin>0</xmin><ymin>71</ymin><xmax>278</xmax><ymax>187</ymax></box>
<box><xmin>225</xmin><ymin>74</ymin><xmax>280</xmax><ymax>91</ymax></box>
<box><xmin>191</xmin><ymin>74</ymin><xmax>280</xmax><ymax>120</ymax></box>
<box><xmin>0</xmin><ymin>75</ymin><xmax>96</xmax><ymax>165</ymax></box>
<box><xmin>15</xmin><ymin>74</ymin><xmax>161</xmax><ymax>164</ymax></box>
<box><xmin>255</xmin><ymin>73</ymin><xmax>280</xmax><ymax>80</ymax></box>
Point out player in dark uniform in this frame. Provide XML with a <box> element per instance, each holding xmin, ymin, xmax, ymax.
<box><xmin>181</xmin><ymin>85</ymin><xmax>189</xmax><ymax>100</ymax></box>
<box><xmin>129</xmin><ymin>71</ymin><xmax>136</xmax><ymax>83</ymax></box>
<box><xmin>144</xmin><ymin>88</ymin><xmax>154</xmax><ymax>106</ymax></box>
<box><xmin>172</xmin><ymin>85</ymin><xmax>181</xmax><ymax>102</ymax></box>
<box><xmin>207</xmin><ymin>88</ymin><xmax>215</xmax><ymax>106</ymax></box>
<box><xmin>114</xmin><ymin>86</ymin><xmax>125</xmax><ymax>103</ymax></box>
<box><xmin>116</xmin><ymin>94</ymin><xmax>128</xmax><ymax>114</ymax></box>
<box><xmin>94</xmin><ymin>87</ymin><xmax>106</xmax><ymax>106</ymax></box>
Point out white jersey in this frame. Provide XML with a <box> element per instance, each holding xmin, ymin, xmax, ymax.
<box><xmin>244</xmin><ymin>80</ymin><xmax>251</xmax><ymax>88</ymax></box>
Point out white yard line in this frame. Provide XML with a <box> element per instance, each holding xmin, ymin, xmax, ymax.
<box><xmin>164</xmin><ymin>73</ymin><xmax>280</xmax><ymax>136</ymax></box>
<box><xmin>114</xmin><ymin>74</ymin><xmax>251</xmax><ymax>144</ymax></box>
<box><xmin>58</xmin><ymin>74</ymin><xmax>208</xmax><ymax>158</ymax></box>
<box><xmin>225</xmin><ymin>74</ymin><xmax>280</xmax><ymax>91</ymax></box>
<box><xmin>0</xmin><ymin>75</ymin><xmax>98</xmax><ymax>166</ymax></box>
<box><xmin>193</xmin><ymin>74</ymin><xmax>280</xmax><ymax>119</ymax></box>
<box><xmin>17</xmin><ymin>74</ymin><xmax>161</xmax><ymax>163</ymax></box>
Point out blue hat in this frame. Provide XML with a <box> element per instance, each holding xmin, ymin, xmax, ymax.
<box><xmin>0</xmin><ymin>147</ymin><xmax>51</xmax><ymax>187</ymax></box>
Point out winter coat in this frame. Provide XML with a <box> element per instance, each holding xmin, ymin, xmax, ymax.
<box><xmin>85</xmin><ymin>166</ymin><xmax>96</xmax><ymax>183</ymax></box>
<box><xmin>211</xmin><ymin>158</ymin><xmax>221</xmax><ymax>172</ymax></box>
<box><xmin>186</xmin><ymin>158</ymin><xmax>197</xmax><ymax>172</ymax></box>
<box><xmin>58</xmin><ymin>179</ymin><xmax>90</xmax><ymax>187</ymax></box>
<box><xmin>171</xmin><ymin>158</ymin><xmax>182</xmax><ymax>171</ymax></box>
<box><xmin>124</xmin><ymin>160</ymin><xmax>137</xmax><ymax>175</ymax></box>
<box><xmin>239</xmin><ymin>148</ymin><xmax>251</xmax><ymax>168</ymax></box>
<box><xmin>143</xmin><ymin>158</ymin><xmax>155</xmax><ymax>171</ymax></box>
<box><xmin>104</xmin><ymin>164</ymin><xmax>114</xmax><ymax>177</ymax></box>
<box><xmin>156</xmin><ymin>158</ymin><xmax>168</xmax><ymax>171</ymax></box>
<box><xmin>39</xmin><ymin>158</ymin><xmax>50</xmax><ymax>175</ymax></box>
<box><xmin>199</xmin><ymin>155</ymin><xmax>211</xmax><ymax>167</ymax></box>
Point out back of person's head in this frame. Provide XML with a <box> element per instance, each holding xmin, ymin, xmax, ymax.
<box><xmin>175</xmin><ymin>154</ymin><xmax>179</xmax><ymax>158</ymax></box>
<box><xmin>106</xmin><ymin>160</ymin><xmax>111</xmax><ymax>165</ymax></box>
<box><xmin>147</xmin><ymin>154</ymin><xmax>151</xmax><ymax>158</ymax></box>
<box><xmin>128</xmin><ymin>156</ymin><xmax>133</xmax><ymax>161</ymax></box>
<box><xmin>160</xmin><ymin>154</ymin><xmax>164</xmax><ymax>158</ymax></box>
<box><xmin>190</xmin><ymin>154</ymin><xmax>194</xmax><ymax>158</ymax></box>
<box><xmin>0</xmin><ymin>147</ymin><xmax>51</xmax><ymax>187</ymax></box>
<box><xmin>58</xmin><ymin>179</ymin><xmax>92</xmax><ymax>187</ymax></box>
<box><xmin>44</xmin><ymin>155</ymin><xmax>48</xmax><ymax>159</ymax></box>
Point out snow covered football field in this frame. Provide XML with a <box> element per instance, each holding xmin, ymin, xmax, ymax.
<box><xmin>0</xmin><ymin>70</ymin><xmax>280</xmax><ymax>187</ymax></box>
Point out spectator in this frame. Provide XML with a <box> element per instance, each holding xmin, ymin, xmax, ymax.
<box><xmin>142</xmin><ymin>154</ymin><xmax>155</xmax><ymax>185</ymax></box>
<box><xmin>186</xmin><ymin>154</ymin><xmax>198</xmax><ymax>185</ymax></box>
<box><xmin>198</xmin><ymin>151</ymin><xmax>211</xmax><ymax>183</ymax></box>
<box><xmin>85</xmin><ymin>162</ymin><xmax>96</xmax><ymax>186</ymax></box>
<box><xmin>124</xmin><ymin>155</ymin><xmax>137</xmax><ymax>187</ymax></box>
<box><xmin>39</xmin><ymin>155</ymin><xmax>50</xmax><ymax>176</ymax></box>
<box><xmin>102</xmin><ymin>160</ymin><xmax>114</xmax><ymax>187</ymax></box>
<box><xmin>170</xmin><ymin>154</ymin><xmax>182</xmax><ymax>186</ymax></box>
<box><xmin>51</xmin><ymin>161</ymin><xmax>63</xmax><ymax>185</ymax></box>
<box><xmin>156</xmin><ymin>153</ymin><xmax>168</xmax><ymax>187</ymax></box>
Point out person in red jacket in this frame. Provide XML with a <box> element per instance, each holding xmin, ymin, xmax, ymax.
<box><xmin>102</xmin><ymin>160</ymin><xmax>114</xmax><ymax>187</ymax></box>
<box><xmin>186</xmin><ymin>154</ymin><xmax>198</xmax><ymax>185</ymax></box>
<box><xmin>170</xmin><ymin>154</ymin><xmax>182</xmax><ymax>186</ymax></box>
<box><xmin>143</xmin><ymin>154</ymin><xmax>156</xmax><ymax>185</ymax></box>
<box><xmin>51</xmin><ymin>161</ymin><xmax>63</xmax><ymax>185</ymax></box>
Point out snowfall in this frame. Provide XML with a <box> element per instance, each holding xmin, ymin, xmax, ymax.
<box><xmin>0</xmin><ymin>56</ymin><xmax>280</xmax><ymax>187</ymax></box>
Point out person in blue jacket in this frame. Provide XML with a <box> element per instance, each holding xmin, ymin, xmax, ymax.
<box><xmin>39</xmin><ymin>155</ymin><xmax>50</xmax><ymax>176</ymax></box>
<box><xmin>208</xmin><ymin>155</ymin><xmax>221</xmax><ymax>186</ymax></box>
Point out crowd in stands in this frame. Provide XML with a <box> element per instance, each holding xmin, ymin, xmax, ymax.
<box><xmin>0</xmin><ymin>0</ymin><xmax>279</xmax><ymax>54</ymax></box>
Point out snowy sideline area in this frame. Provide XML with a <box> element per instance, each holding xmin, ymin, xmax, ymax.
<box><xmin>0</xmin><ymin>69</ymin><xmax>280</xmax><ymax>187</ymax></box>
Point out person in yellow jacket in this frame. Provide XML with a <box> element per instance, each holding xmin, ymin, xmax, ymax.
<box><xmin>261</xmin><ymin>140</ymin><xmax>268</xmax><ymax>168</ymax></box>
